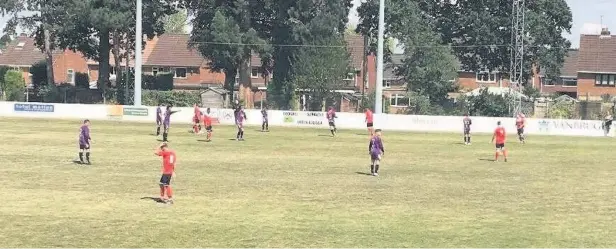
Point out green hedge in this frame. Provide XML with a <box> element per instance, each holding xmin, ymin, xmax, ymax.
<box><xmin>142</xmin><ymin>90</ymin><xmax>200</xmax><ymax>107</ymax></box>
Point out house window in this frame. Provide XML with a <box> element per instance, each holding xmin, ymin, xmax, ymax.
<box><xmin>152</xmin><ymin>67</ymin><xmax>158</xmax><ymax>76</ymax></box>
<box><xmin>476</xmin><ymin>72</ymin><xmax>497</xmax><ymax>82</ymax></box>
<box><xmin>389</xmin><ymin>94</ymin><xmax>410</xmax><ymax>107</ymax></box>
<box><xmin>109</xmin><ymin>66</ymin><xmax>116</xmax><ymax>75</ymax></box>
<box><xmin>595</xmin><ymin>74</ymin><xmax>616</xmax><ymax>86</ymax></box>
<box><xmin>344</xmin><ymin>73</ymin><xmax>355</xmax><ymax>81</ymax></box>
<box><xmin>562</xmin><ymin>77</ymin><xmax>577</xmax><ymax>87</ymax></box>
<box><xmin>174</xmin><ymin>68</ymin><xmax>187</xmax><ymax>78</ymax></box>
<box><xmin>251</xmin><ymin>67</ymin><xmax>259</xmax><ymax>78</ymax></box>
<box><xmin>67</xmin><ymin>69</ymin><xmax>75</xmax><ymax>84</ymax></box>
<box><xmin>383</xmin><ymin>80</ymin><xmax>392</xmax><ymax>88</ymax></box>
<box><xmin>541</xmin><ymin>77</ymin><xmax>555</xmax><ymax>86</ymax></box>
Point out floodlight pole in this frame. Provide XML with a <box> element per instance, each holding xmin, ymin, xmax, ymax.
<box><xmin>134</xmin><ymin>0</ymin><xmax>143</xmax><ymax>106</ymax></box>
<box><xmin>374</xmin><ymin>0</ymin><xmax>385</xmax><ymax>113</ymax></box>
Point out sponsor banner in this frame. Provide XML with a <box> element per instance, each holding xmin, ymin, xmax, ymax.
<box><xmin>535</xmin><ymin>119</ymin><xmax>611</xmax><ymax>137</ymax></box>
<box><xmin>123</xmin><ymin>107</ymin><xmax>149</xmax><ymax>116</ymax></box>
<box><xmin>282</xmin><ymin>111</ymin><xmax>325</xmax><ymax>126</ymax></box>
<box><xmin>14</xmin><ymin>103</ymin><xmax>54</xmax><ymax>113</ymax></box>
<box><xmin>107</xmin><ymin>105</ymin><xmax>123</xmax><ymax>119</ymax></box>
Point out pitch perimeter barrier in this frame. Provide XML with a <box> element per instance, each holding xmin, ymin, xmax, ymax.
<box><xmin>0</xmin><ymin>102</ymin><xmax>613</xmax><ymax>137</ymax></box>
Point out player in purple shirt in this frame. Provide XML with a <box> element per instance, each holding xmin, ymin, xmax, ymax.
<box><xmin>78</xmin><ymin>119</ymin><xmax>92</xmax><ymax>164</ymax></box>
<box><xmin>261</xmin><ymin>107</ymin><xmax>269</xmax><ymax>132</ymax></box>
<box><xmin>368</xmin><ymin>129</ymin><xmax>385</xmax><ymax>176</ymax></box>
<box><xmin>162</xmin><ymin>105</ymin><xmax>180</xmax><ymax>142</ymax></box>
<box><xmin>463</xmin><ymin>114</ymin><xmax>472</xmax><ymax>145</ymax></box>
<box><xmin>156</xmin><ymin>104</ymin><xmax>164</xmax><ymax>136</ymax></box>
<box><xmin>235</xmin><ymin>106</ymin><xmax>247</xmax><ymax>141</ymax></box>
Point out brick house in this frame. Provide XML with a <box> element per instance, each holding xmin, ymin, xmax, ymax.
<box><xmin>576</xmin><ymin>29</ymin><xmax>616</xmax><ymax>101</ymax></box>
<box><xmin>538</xmin><ymin>49</ymin><xmax>579</xmax><ymax>98</ymax></box>
<box><xmin>142</xmin><ymin>33</ymin><xmax>375</xmax><ymax>111</ymax></box>
<box><xmin>0</xmin><ymin>34</ymin><xmax>89</xmax><ymax>86</ymax></box>
<box><xmin>538</xmin><ymin>28</ymin><xmax>616</xmax><ymax>101</ymax></box>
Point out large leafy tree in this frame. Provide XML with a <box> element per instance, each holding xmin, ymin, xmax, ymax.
<box><xmin>43</xmin><ymin>0</ymin><xmax>176</xmax><ymax>102</ymax></box>
<box><xmin>162</xmin><ymin>9</ymin><xmax>188</xmax><ymax>34</ymax></box>
<box><xmin>269</xmin><ymin>0</ymin><xmax>352</xmax><ymax>109</ymax></box>
<box><xmin>431</xmin><ymin>0</ymin><xmax>572</xmax><ymax>80</ymax></box>
<box><xmin>188</xmin><ymin>0</ymin><xmax>271</xmax><ymax>105</ymax></box>
<box><xmin>292</xmin><ymin>37</ymin><xmax>351</xmax><ymax>111</ymax></box>
<box><xmin>357</xmin><ymin>0</ymin><xmax>458</xmax><ymax>104</ymax></box>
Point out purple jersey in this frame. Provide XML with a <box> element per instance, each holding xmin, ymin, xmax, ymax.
<box><xmin>327</xmin><ymin>110</ymin><xmax>336</xmax><ymax>122</ymax></box>
<box><xmin>156</xmin><ymin>107</ymin><xmax>162</xmax><ymax>121</ymax></box>
<box><xmin>463</xmin><ymin>117</ymin><xmax>472</xmax><ymax>130</ymax></box>
<box><xmin>79</xmin><ymin>125</ymin><xmax>90</xmax><ymax>145</ymax></box>
<box><xmin>164</xmin><ymin>109</ymin><xmax>177</xmax><ymax>126</ymax></box>
<box><xmin>236</xmin><ymin>110</ymin><xmax>246</xmax><ymax>123</ymax></box>
<box><xmin>369</xmin><ymin>136</ymin><xmax>384</xmax><ymax>156</ymax></box>
<box><xmin>261</xmin><ymin>109</ymin><xmax>268</xmax><ymax>121</ymax></box>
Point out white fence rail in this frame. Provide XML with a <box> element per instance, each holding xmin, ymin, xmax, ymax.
<box><xmin>1</xmin><ymin>102</ymin><xmax>613</xmax><ymax>137</ymax></box>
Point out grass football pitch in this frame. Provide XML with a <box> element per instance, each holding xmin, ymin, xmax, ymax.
<box><xmin>1</xmin><ymin>117</ymin><xmax>615</xmax><ymax>247</ymax></box>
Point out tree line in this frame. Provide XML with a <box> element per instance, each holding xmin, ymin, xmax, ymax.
<box><xmin>1</xmin><ymin>0</ymin><xmax>572</xmax><ymax>113</ymax></box>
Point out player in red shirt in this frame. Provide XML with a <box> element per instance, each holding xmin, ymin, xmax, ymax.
<box><xmin>202</xmin><ymin>108</ymin><xmax>213</xmax><ymax>142</ymax></box>
<box><xmin>155</xmin><ymin>142</ymin><xmax>177</xmax><ymax>204</ymax></box>
<box><xmin>491</xmin><ymin>121</ymin><xmax>508</xmax><ymax>162</ymax></box>
<box><xmin>365</xmin><ymin>108</ymin><xmax>374</xmax><ymax>136</ymax></box>
<box><xmin>192</xmin><ymin>104</ymin><xmax>202</xmax><ymax>134</ymax></box>
<box><xmin>515</xmin><ymin>113</ymin><xmax>526</xmax><ymax>144</ymax></box>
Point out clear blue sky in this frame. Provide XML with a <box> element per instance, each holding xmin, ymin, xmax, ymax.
<box><xmin>2</xmin><ymin>0</ymin><xmax>616</xmax><ymax>48</ymax></box>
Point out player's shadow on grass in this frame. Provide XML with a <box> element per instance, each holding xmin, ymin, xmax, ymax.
<box><xmin>453</xmin><ymin>142</ymin><xmax>465</xmax><ymax>145</ymax></box>
<box><xmin>141</xmin><ymin>197</ymin><xmax>166</xmax><ymax>203</ymax></box>
<box><xmin>478</xmin><ymin>158</ymin><xmax>496</xmax><ymax>162</ymax></box>
<box><xmin>197</xmin><ymin>139</ymin><xmax>211</xmax><ymax>143</ymax></box>
<box><xmin>317</xmin><ymin>134</ymin><xmax>333</xmax><ymax>137</ymax></box>
<box><xmin>355</xmin><ymin>171</ymin><xmax>372</xmax><ymax>176</ymax></box>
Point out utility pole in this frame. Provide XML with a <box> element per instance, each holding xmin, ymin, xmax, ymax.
<box><xmin>134</xmin><ymin>0</ymin><xmax>143</xmax><ymax>106</ymax></box>
<box><xmin>374</xmin><ymin>0</ymin><xmax>385</xmax><ymax>113</ymax></box>
<box><xmin>509</xmin><ymin>0</ymin><xmax>525</xmax><ymax>116</ymax></box>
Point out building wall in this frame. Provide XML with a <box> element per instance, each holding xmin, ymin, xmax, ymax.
<box><xmin>577</xmin><ymin>72</ymin><xmax>616</xmax><ymax>100</ymax></box>
<box><xmin>53</xmin><ymin>50</ymin><xmax>89</xmax><ymax>84</ymax></box>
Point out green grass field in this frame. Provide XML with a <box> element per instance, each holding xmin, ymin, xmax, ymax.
<box><xmin>1</xmin><ymin>117</ymin><xmax>615</xmax><ymax>247</ymax></box>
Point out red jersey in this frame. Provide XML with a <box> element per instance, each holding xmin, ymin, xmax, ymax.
<box><xmin>195</xmin><ymin>106</ymin><xmax>202</xmax><ymax>117</ymax></box>
<box><xmin>157</xmin><ymin>150</ymin><xmax>176</xmax><ymax>174</ymax></box>
<box><xmin>365</xmin><ymin>110</ymin><xmax>373</xmax><ymax>123</ymax></box>
<box><xmin>203</xmin><ymin>114</ymin><xmax>212</xmax><ymax>126</ymax></box>
<box><xmin>494</xmin><ymin>127</ymin><xmax>506</xmax><ymax>144</ymax></box>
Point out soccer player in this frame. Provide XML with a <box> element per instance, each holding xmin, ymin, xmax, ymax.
<box><xmin>365</xmin><ymin>108</ymin><xmax>374</xmax><ymax>136</ymax></box>
<box><xmin>516</xmin><ymin>113</ymin><xmax>526</xmax><ymax>144</ymax></box>
<box><xmin>156</xmin><ymin>103</ymin><xmax>164</xmax><ymax>136</ymax></box>
<box><xmin>192</xmin><ymin>104</ymin><xmax>202</xmax><ymax>134</ymax></box>
<box><xmin>261</xmin><ymin>107</ymin><xmax>269</xmax><ymax>132</ymax></box>
<box><xmin>162</xmin><ymin>105</ymin><xmax>180</xmax><ymax>142</ymax></box>
<box><xmin>327</xmin><ymin>106</ymin><xmax>337</xmax><ymax>137</ymax></box>
<box><xmin>235</xmin><ymin>106</ymin><xmax>247</xmax><ymax>141</ymax></box>
<box><xmin>78</xmin><ymin>119</ymin><xmax>92</xmax><ymax>165</ymax></box>
<box><xmin>491</xmin><ymin>121</ymin><xmax>508</xmax><ymax>162</ymax></box>
<box><xmin>203</xmin><ymin>108</ymin><xmax>213</xmax><ymax>142</ymax></box>
<box><xmin>368</xmin><ymin>129</ymin><xmax>385</xmax><ymax>176</ymax></box>
<box><xmin>463</xmin><ymin>114</ymin><xmax>472</xmax><ymax>145</ymax></box>
<box><xmin>155</xmin><ymin>142</ymin><xmax>176</xmax><ymax>204</ymax></box>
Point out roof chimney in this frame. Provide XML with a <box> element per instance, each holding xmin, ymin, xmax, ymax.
<box><xmin>601</xmin><ymin>27</ymin><xmax>610</xmax><ymax>36</ymax></box>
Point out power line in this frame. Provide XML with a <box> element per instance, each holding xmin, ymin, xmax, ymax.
<box><xmin>186</xmin><ymin>41</ymin><xmax>572</xmax><ymax>49</ymax></box>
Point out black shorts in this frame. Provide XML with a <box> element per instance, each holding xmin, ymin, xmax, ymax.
<box><xmin>160</xmin><ymin>174</ymin><xmax>172</xmax><ymax>185</ymax></box>
<box><xmin>79</xmin><ymin>144</ymin><xmax>90</xmax><ymax>150</ymax></box>
<box><xmin>367</xmin><ymin>122</ymin><xmax>374</xmax><ymax>128</ymax></box>
<box><xmin>495</xmin><ymin>143</ymin><xmax>505</xmax><ymax>149</ymax></box>
<box><xmin>206</xmin><ymin>125</ymin><xmax>212</xmax><ymax>131</ymax></box>
<box><xmin>517</xmin><ymin>128</ymin><xmax>524</xmax><ymax>135</ymax></box>
<box><xmin>156</xmin><ymin>120</ymin><xmax>162</xmax><ymax>126</ymax></box>
<box><xmin>464</xmin><ymin>128</ymin><xmax>470</xmax><ymax>135</ymax></box>
<box><xmin>329</xmin><ymin>121</ymin><xmax>335</xmax><ymax>127</ymax></box>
